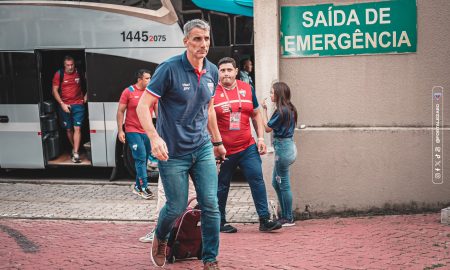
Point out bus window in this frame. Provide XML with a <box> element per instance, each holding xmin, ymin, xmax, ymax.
<box><xmin>182</xmin><ymin>0</ymin><xmax>199</xmax><ymax>10</ymax></box>
<box><xmin>0</xmin><ymin>52</ymin><xmax>39</xmax><ymax>104</ymax></box>
<box><xmin>180</xmin><ymin>10</ymin><xmax>204</xmax><ymax>26</ymax></box>
<box><xmin>208</xmin><ymin>12</ymin><xmax>231</xmax><ymax>47</ymax></box>
<box><xmin>81</xmin><ymin>0</ymin><xmax>163</xmax><ymax>10</ymax></box>
<box><xmin>234</xmin><ymin>16</ymin><xmax>253</xmax><ymax>45</ymax></box>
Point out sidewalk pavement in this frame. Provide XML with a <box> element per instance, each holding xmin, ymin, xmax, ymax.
<box><xmin>0</xmin><ymin>181</ymin><xmax>257</xmax><ymax>223</ymax></box>
<box><xmin>0</xmin><ymin>181</ymin><xmax>449</xmax><ymax>269</ymax></box>
<box><xmin>1</xmin><ymin>215</ymin><xmax>449</xmax><ymax>269</ymax></box>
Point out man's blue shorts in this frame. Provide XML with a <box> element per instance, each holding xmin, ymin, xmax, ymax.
<box><xmin>58</xmin><ymin>104</ymin><xmax>86</xmax><ymax>129</ymax></box>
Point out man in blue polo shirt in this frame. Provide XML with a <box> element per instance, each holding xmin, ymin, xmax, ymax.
<box><xmin>136</xmin><ymin>19</ymin><xmax>226</xmax><ymax>270</ymax></box>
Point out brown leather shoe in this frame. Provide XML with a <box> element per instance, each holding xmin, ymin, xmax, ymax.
<box><xmin>151</xmin><ymin>236</ymin><xmax>167</xmax><ymax>267</ymax></box>
<box><xmin>203</xmin><ymin>261</ymin><xmax>220</xmax><ymax>270</ymax></box>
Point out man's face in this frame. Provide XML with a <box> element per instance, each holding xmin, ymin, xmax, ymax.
<box><xmin>183</xmin><ymin>27</ymin><xmax>210</xmax><ymax>61</ymax></box>
<box><xmin>244</xmin><ymin>60</ymin><xmax>253</xmax><ymax>73</ymax></box>
<box><xmin>219</xmin><ymin>63</ymin><xmax>238</xmax><ymax>87</ymax></box>
<box><xmin>138</xmin><ymin>72</ymin><xmax>151</xmax><ymax>89</ymax></box>
<box><xmin>64</xmin><ymin>60</ymin><xmax>75</xmax><ymax>74</ymax></box>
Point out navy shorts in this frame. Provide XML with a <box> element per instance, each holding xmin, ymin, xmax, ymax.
<box><xmin>58</xmin><ymin>104</ymin><xmax>86</xmax><ymax>129</ymax></box>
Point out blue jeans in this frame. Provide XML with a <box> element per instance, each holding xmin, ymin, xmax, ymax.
<box><xmin>156</xmin><ymin>142</ymin><xmax>220</xmax><ymax>263</ymax></box>
<box><xmin>217</xmin><ymin>143</ymin><xmax>270</xmax><ymax>223</ymax></box>
<box><xmin>272</xmin><ymin>137</ymin><xmax>297</xmax><ymax>221</ymax></box>
<box><xmin>126</xmin><ymin>132</ymin><xmax>153</xmax><ymax>189</ymax></box>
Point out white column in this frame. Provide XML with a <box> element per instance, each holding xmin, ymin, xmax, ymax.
<box><xmin>254</xmin><ymin>0</ymin><xmax>280</xmax><ymax>148</ymax></box>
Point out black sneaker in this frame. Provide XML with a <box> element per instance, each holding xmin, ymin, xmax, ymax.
<box><xmin>278</xmin><ymin>218</ymin><xmax>296</xmax><ymax>227</ymax></box>
<box><xmin>220</xmin><ymin>223</ymin><xmax>237</xmax><ymax>233</ymax></box>
<box><xmin>141</xmin><ymin>187</ymin><xmax>154</xmax><ymax>199</ymax></box>
<box><xmin>259</xmin><ymin>218</ymin><xmax>282</xmax><ymax>232</ymax></box>
<box><xmin>131</xmin><ymin>184</ymin><xmax>142</xmax><ymax>195</ymax></box>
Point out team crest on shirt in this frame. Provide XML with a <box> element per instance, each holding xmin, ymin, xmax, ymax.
<box><xmin>239</xmin><ymin>90</ymin><xmax>246</xmax><ymax>97</ymax></box>
<box><xmin>207</xmin><ymin>82</ymin><xmax>214</xmax><ymax>94</ymax></box>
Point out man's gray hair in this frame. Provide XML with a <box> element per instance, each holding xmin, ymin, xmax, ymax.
<box><xmin>183</xmin><ymin>19</ymin><xmax>210</xmax><ymax>38</ymax></box>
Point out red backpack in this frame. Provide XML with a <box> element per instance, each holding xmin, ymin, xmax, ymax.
<box><xmin>166</xmin><ymin>197</ymin><xmax>202</xmax><ymax>263</ymax></box>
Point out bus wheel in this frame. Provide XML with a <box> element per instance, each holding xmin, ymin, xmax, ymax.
<box><xmin>122</xmin><ymin>141</ymin><xmax>159</xmax><ymax>182</ymax></box>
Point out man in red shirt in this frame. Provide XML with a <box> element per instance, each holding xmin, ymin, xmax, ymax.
<box><xmin>214</xmin><ymin>57</ymin><xmax>281</xmax><ymax>233</ymax></box>
<box><xmin>52</xmin><ymin>56</ymin><xmax>87</xmax><ymax>163</ymax></box>
<box><xmin>117</xmin><ymin>69</ymin><xmax>157</xmax><ymax>199</ymax></box>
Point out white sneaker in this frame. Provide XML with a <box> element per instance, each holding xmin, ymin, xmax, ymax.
<box><xmin>71</xmin><ymin>152</ymin><xmax>81</xmax><ymax>163</ymax></box>
<box><xmin>139</xmin><ymin>229</ymin><xmax>155</xmax><ymax>243</ymax></box>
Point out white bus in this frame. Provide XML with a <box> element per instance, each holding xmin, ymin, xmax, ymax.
<box><xmin>0</xmin><ymin>0</ymin><xmax>253</xmax><ymax>179</ymax></box>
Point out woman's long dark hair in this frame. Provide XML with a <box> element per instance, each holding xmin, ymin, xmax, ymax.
<box><xmin>272</xmin><ymin>82</ymin><xmax>298</xmax><ymax>127</ymax></box>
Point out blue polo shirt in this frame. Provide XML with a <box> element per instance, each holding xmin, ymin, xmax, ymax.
<box><xmin>268</xmin><ymin>107</ymin><xmax>296</xmax><ymax>138</ymax></box>
<box><xmin>146</xmin><ymin>52</ymin><xmax>219</xmax><ymax>157</ymax></box>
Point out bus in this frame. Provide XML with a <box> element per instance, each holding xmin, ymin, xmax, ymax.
<box><xmin>0</xmin><ymin>0</ymin><xmax>254</xmax><ymax>179</ymax></box>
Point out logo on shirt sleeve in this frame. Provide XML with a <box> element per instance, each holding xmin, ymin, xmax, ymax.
<box><xmin>75</xmin><ymin>78</ymin><xmax>80</xmax><ymax>84</ymax></box>
<box><xmin>207</xmin><ymin>82</ymin><xmax>214</xmax><ymax>94</ymax></box>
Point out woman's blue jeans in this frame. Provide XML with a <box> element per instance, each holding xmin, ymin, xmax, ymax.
<box><xmin>217</xmin><ymin>144</ymin><xmax>270</xmax><ymax>223</ymax></box>
<box><xmin>155</xmin><ymin>142</ymin><xmax>220</xmax><ymax>263</ymax></box>
<box><xmin>272</xmin><ymin>137</ymin><xmax>297</xmax><ymax>221</ymax></box>
<box><xmin>126</xmin><ymin>132</ymin><xmax>151</xmax><ymax>189</ymax></box>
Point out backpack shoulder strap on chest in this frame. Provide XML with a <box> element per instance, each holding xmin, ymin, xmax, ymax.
<box><xmin>58</xmin><ymin>69</ymin><xmax>64</xmax><ymax>95</ymax></box>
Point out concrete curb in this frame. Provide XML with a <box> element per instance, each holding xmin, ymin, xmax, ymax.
<box><xmin>441</xmin><ymin>207</ymin><xmax>450</xmax><ymax>225</ymax></box>
<box><xmin>0</xmin><ymin>179</ymin><xmax>250</xmax><ymax>187</ymax></box>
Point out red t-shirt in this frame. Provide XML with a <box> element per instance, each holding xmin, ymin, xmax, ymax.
<box><xmin>119</xmin><ymin>85</ymin><xmax>154</xmax><ymax>134</ymax></box>
<box><xmin>52</xmin><ymin>70</ymin><xmax>84</xmax><ymax>105</ymax></box>
<box><xmin>214</xmin><ymin>80</ymin><xmax>256</xmax><ymax>155</ymax></box>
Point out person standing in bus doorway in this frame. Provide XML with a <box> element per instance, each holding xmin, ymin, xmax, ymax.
<box><xmin>214</xmin><ymin>57</ymin><xmax>281</xmax><ymax>234</ymax></box>
<box><xmin>52</xmin><ymin>55</ymin><xmax>87</xmax><ymax>163</ymax></box>
<box><xmin>136</xmin><ymin>19</ymin><xmax>225</xmax><ymax>270</ymax></box>
<box><xmin>117</xmin><ymin>69</ymin><xmax>157</xmax><ymax>200</ymax></box>
<box><xmin>239</xmin><ymin>58</ymin><xmax>254</xmax><ymax>88</ymax></box>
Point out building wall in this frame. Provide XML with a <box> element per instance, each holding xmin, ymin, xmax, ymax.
<box><xmin>255</xmin><ymin>0</ymin><xmax>450</xmax><ymax>214</ymax></box>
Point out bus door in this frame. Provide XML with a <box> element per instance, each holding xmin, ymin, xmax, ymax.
<box><xmin>0</xmin><ymin>52</ymin><xmax>45</xmax><ymax>168</ymax></box>
<box><xmin>35</xmin><ymin>49</ymin><xmax>92</xmax><ymax>166</ymax></box>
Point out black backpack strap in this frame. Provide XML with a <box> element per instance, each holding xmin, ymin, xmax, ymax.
<box><xmin>58</xmin><ymin>69</ymin><xmax>64</xmax><ymax>95</ymax></box>
<box><xmin>77</xmin><ymin>68</ymin><xmax>87</xmax><ymax>95</ymax></box>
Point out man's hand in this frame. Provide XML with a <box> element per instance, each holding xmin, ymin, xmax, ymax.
<box><xmin>118</xmin><ymin>131</ymin><xmax>125</xmax><ymax>144</ymax></box>
<box><xmin>214</xmin><ymin>145</ymin><xmax>226</xmax><ymax>161</ymax></box>
<box><xmin>61</xmin><ymin>103</ymin><xmax>71</xmax><ymax>113</ymax></box>
<box><xmin>150</xmin><ymin>135</ymin><xmax>169</xmax><ymax>161</ymax></box>
<box><xmin>83</xmin><ymin>94</ymin><xmax>88</xmax><ymax>104</ymax></box>
<box><xmin>257</xmin><ymin>139</ymin><xmax>267</xmax><ymax>155</ymax></box>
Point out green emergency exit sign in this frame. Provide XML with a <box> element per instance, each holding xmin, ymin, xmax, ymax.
<box><xmin>280</xmin><ymin>0</ymin><xmax>417</xmax><ymax>57</ymax></box>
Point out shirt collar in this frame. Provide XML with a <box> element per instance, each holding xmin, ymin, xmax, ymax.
<box><xmin>181</xmin><ymin>51</ymin><xmax>210</xmax><ymax>74</ymax></box>
<box><xmin>133</xmin><ymin>84</ymin><xmax>144</xmax><ymax>91</ymax></box>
